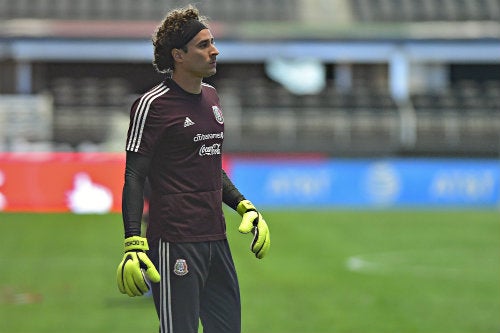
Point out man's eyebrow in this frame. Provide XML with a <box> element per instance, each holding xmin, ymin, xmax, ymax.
<box><xmin>196</xmin><ymin>37</ymin><xmax>214</xmax><ymax>46</ymax></box>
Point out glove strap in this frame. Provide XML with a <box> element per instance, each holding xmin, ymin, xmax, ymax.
<box><xmin>124</xmin><ymin>236</ymin><xmax>149</xmax><ymax>252</ymax></box>
<box><xmin>237</xmin><ymin>200</ymin><xmax>256</xmax><ymax>216</ymax></box>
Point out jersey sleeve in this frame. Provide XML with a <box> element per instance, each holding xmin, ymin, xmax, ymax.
<box><xmin>125</xmin><ymin>85</ymin><xmax>169</xmax><ymax>155</ymax></box>
<box><xmin>222</xmin><ymin>169</ymin><xmax>245</xmax><ymax>210</ymax></box>
<box><xmin>122</xmin><ymin>151</ymin><xmax>152</xmax><ymax>237</ymax></box>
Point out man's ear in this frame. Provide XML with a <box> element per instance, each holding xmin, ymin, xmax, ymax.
<box><xmin>172</xmin><ymin>49</ymin><xmax>183</xmax><ymax>61</ymax></box>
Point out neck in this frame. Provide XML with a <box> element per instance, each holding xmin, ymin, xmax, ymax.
<box><xmin>171</xmin><ymin>72</ymin><xmax>202</xmax><ymax>94</ymax></box>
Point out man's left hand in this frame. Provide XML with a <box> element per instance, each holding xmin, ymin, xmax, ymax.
<box><xmin>237</xmin><ymin>200</ymin><xmax>270</xmax><ymax>259</ymax></box>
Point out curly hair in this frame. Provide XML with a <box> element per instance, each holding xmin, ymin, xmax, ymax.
<box><xmin>152</xmin><ymin>5</ymin><xmax>209</xmax><ymax>74</ymax></box>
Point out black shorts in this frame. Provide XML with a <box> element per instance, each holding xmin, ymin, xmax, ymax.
<box><xmin>148</xmin><ymin>239</ymin><xmax>241</xmax><ymax>333</ymax></box>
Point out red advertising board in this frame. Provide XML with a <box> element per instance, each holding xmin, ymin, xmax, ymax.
<box><xmin>0</xmin><ymin>152</ymin><xmax>234</xmax><ymax>213</ymax></box>
<box><xmin>0</xmin><ymin>153</ymin><xmax>125</xmax><ymax>212</ymax></box>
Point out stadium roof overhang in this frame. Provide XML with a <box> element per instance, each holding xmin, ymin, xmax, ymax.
<box><xmin>1</xmin><ymin>38</ymin><xmax>500</xmax><ymax>64</ymax></box>
<box><xmin>0</xmin><ymin>19</ymin><xmax>499</xmax><ymax>64</ymax></box>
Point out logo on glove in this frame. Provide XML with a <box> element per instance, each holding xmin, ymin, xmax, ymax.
<box><xmin>125</xmin><ymin>239</ymin><xmax>145</xmax><ymax>247</ymax></box>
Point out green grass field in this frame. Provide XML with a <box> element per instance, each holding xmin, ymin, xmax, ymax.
<box><xmin>1</xmin><ymin>210</ymin><xmax>499</xmax><ymax>333</ymax></box>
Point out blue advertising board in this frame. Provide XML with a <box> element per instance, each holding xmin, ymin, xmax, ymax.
<box><xmin>230</xmin><ymin>158</ymin><xmax>500</xmax><ymax>208</ymax></box>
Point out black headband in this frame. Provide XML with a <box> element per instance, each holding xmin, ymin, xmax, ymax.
<box><xmin>173</xmin><ymin>19</ymin><xmax>207</xmax><ymax>48</ymax></box>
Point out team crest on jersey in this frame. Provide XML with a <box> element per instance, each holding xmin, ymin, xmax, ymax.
<box><xmin>173</xmin><ymin>259</ymin><xmax>188</xmax><ymax>276</ymax></box>
<box><xmin>212</xmin><ymin>106</ymin><xmax>224</xmax><ymax>124</ymax></box>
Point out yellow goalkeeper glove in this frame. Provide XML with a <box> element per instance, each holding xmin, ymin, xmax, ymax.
<box><xmin>117</xmin><ymin>236</ymin><xmax>161</xmax><ymax>297</ymax></box>
<box><xmin>237</xmin><ymin>200</ymin><xmax>270</xmax><ymax>259</ymax></box>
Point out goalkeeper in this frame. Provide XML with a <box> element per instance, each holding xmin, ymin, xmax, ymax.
<box><xmin>116</xmin><ymin>5</ymin><xmax>270</xmax><ymax>333</ymax></box>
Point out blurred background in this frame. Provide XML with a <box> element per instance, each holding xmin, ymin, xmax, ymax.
<box><xmin>0</xmin><ymin>0</ymin><xmax>498</xmax><ymax>156</ymax></box>
<box><xmin>0</xmin><ymin>1</ymin><xmax>499</xmax><ymax>333</ymax></box>
<box><xmin>1</xmin><ymin>0</ymin><xmax>499</xmax><ymax>212</ymax></box>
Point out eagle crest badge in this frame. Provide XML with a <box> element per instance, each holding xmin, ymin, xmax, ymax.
<box><xmin>212</xmin><ymin>106</ymin><xmax>224</xmax><ymax>124</ymax></box>
<box><xmin>173</xmin><ymin>259</ymin><xmax>188</xmax><ymax>276</ymax></box>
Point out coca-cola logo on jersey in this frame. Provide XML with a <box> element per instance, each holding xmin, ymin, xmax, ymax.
<box><xmin>199</xmin><ymin>143</ymin><xmax>221</xmax><ymax>156</ymax></box>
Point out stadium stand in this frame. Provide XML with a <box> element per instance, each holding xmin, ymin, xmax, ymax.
<box><xmin>410</xmin><ymin>79</ymin><xmax>500</xmax><ymax>154</ymax></box>
<box><xmin>0</xmin><ymin>95</ymin><xmax>53</xmax><ymax>150</ymax></box>
<box><xmin>351</xmin><ymin>0</ymin><xmax>500</xmax><ymax>22</ymax></box>
<box><xmin>0</xmin><ymin>0</ymin><xmax>498</xmax><ymax>155</ymax></box>
<box><xmin>0</xmin><ymin>0</ymin><xmax>299</xmax><ymax>22</ymax></box>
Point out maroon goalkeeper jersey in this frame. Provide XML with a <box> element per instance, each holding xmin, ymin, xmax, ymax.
<box><xmin>126</xmin><ymin>78</ymin><xmax>226</xmax><ymax>243</ymax></box>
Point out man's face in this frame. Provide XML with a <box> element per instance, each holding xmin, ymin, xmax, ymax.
<box><xmin>181</xmin><ymin>29</ymin><xmax>219</xmax><ymax>78</ymax></box>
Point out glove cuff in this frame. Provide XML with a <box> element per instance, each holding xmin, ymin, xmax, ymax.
<box><xmin>124</xmin><ymin>236</ymin><xmax>149</xmax><ymax>252</ymax></box>
<box><xmin>236</xmin><ymin>199</ymin><xmax>256</xmax><ymax>216</ymax></box>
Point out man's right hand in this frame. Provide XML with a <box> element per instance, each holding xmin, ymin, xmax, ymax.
<box><xmin>117</xmin><ymin>236</ymin><xmax>161</xmax><ymax>297</ymax></box>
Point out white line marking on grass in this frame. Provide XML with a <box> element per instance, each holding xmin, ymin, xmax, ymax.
<box><xmin>346</xmin><ymin>249</ymin><xmax>498</xmax><ymax>282</ymax></box>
